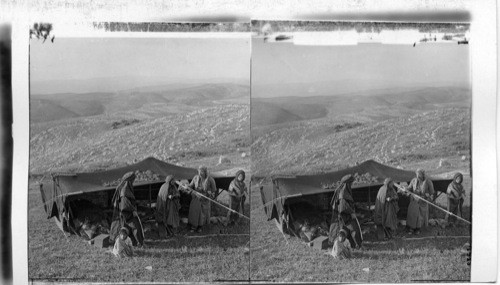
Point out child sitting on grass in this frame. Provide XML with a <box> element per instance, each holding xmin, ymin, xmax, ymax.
<box><xmin>112</xmin><ymin>227</ymin><xmax>133</xmax><ymax>258</ymax></box>
<box><xmin>331</xmin><ymin>229</ymin><xmax>351</xmax><ymax>259</ymax></box>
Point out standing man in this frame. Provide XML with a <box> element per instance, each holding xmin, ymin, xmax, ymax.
<box><xmin>446</xmin><ymin>172</ymin><xmax>465</xmax><ymax>226</ymax></box>
<box><xmin>110</xmin><ymin>172</ymin><xmax>144</xmax><ymax>247</ymax></box>
<box><xmin>374</xmin><ymin>178</ymin><xmax>399</xmax><ymax>240</ymax></box>
<box><xmin>405</xmin><ymin>169</ymin><xmax>434</xmax><ymax>235</ymax></box>
<box><xmin>156</xmin><ymin>175</ymin><xmax>181</xmax><ymax>238</ymax></box>
<box><xmin>329</xmin><ymin>174</ymin><xmax>362</xmax><ymax>249</ymax></box>
<box><xmin>182</xmin><ymin>166</ymin><xmax>217</xmax><ymax>233</ymax></box>
<box><xmin>227</xmin><ymin>170</ymin><xmax>247</xmax><ymax>226</ymax></box>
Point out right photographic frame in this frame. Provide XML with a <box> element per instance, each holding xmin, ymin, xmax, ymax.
<box><xmin>250</xmin><ymin>20</ymin><xmax>472</xmax><ymax>282</ymax></box>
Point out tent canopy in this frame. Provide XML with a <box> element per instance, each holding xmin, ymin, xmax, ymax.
<box><xmin>287</xmin><ymin>159</ymin><xmax>419</xmax><ymax>191</ymax></box>
<box><xmin>260</xmin><ymin>160</ymin><xmax>452</xmax><ymax>221</ymax></box>
<box><xmin>54</xmin><ymin>156</ymin><xmax>230</xmax><ymax>196</ymax></box>
<box><xmin>40</xmin><ymin>157</ymin><xmax>235</xmax><ymax>222</ymax></box>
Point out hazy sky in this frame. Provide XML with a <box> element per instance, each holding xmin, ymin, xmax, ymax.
<box><xmin>252</xmin><ymin>38</ymin><xmax>470</xmax><ymax>98</ymax></box>
<box><xmin>30</xmin><ymin>37</ymin><xmax>250</xmax><ymax>91</ymax></box>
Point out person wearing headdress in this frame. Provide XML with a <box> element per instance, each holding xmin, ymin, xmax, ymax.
<box><xmin>156</xmin><ymin>175</ymin><xmax>181</xmax><ymax>238</ymax></box>
<box><xmin>328</xmin><ymin>174</ymin><xmax>362</xmax><ymax>249</ymax></box>
<box><xmin>182</xmin><ymin>166</ymin><xmax>217</xmax><ymax>233</ymax></box>
<box><xmin>227</xmin><ymin>170</ymin><xmax>248</xmax><ymax>225</ymax></box>
<box><xmin>109</xmin><ymin>172</ymin><xmax>144</xmax><ymax>246</ymax></box>
<box><xmin>112</xmin><ymin>227</ymin><xmax>133</xmax><ymax>258</ymax></box>
<box><xmin>446</xmin><ymin>172</ymin><xmax>465</xmax><ymax>226</ymax></box>
<box><xmin>374</xmin><ymin>178</ymin><xmax>399</xmax><ymax>239</ymax></box>
<box><xmin>405</xmin><ymin>169</ymin><xmax>434</xmax><ymax>235</ymax></box>
<box><xmin>331</xmin><ymin>229</ymin><xmax>351</xmax><ymax>259</ymax></box>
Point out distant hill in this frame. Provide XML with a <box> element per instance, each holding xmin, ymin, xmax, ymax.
<box><xmin>251</xmin><ymin>101</ymin><xmax>329</xmax><ymax>126</ymax></box>
<box><xmin>251</xmin><ymin>107</ymin><xmax>471</xmax><ymax>176</ymax></box>
<box><xmin>30</xmin><ymin>99</ymin><xmax>81</xmax><ymax>122</ymax></box>
<box><xmin>31</xmin><ymin>76</ymin><xmax>249</xmax><ymax>95</ymax></box>
<box><xmin>29</xmin><ymin>102</ymin><xmax>250</xmax><ymax>174</ymax></box>
<box><xmin>251</xmin><ymin>86</ymin><xmax>470</xmax><ymax>127</ymax></box>
<box><xmin>251</xmin><ymin>101</ymin><xmax>303</xmax><ymax>126</ymax></box>
<box><xmin>30</xmin><ymin>83</ymin><xmax>249</xmax><ymax>122</ymax></box>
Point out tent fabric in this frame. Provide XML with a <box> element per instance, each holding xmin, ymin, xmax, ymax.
<box><xmin>260</xmin><ymin>160</ymin><xmax>451</xmax><ymax>222</ymax></box>
<box><xmin>291</xmin><ymin>160</ymin><xmax>418</xmax><ymax>189</ymax></box>
<box><xmin>40</xmin><ymin>157</ymin><xmax>232</xmax><ymax>220</ymax></box>
<box><xmin>260</xmin><ymin>182</ymin><xmax>284</xmax><ymax>223</ymax></box>
<box><xmin>55</xmin><ymin>157</ymin><xmax>211</xmax><ymax>196</ymax></box>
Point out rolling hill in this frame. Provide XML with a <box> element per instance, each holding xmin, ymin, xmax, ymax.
<box><xmin>30</xmin><ymin>83</ymin><xmax>249</xmax><ymax>123</ymax></box>
<box><xmin>251</xmin><ymin>86</ymin><xmax>470</xmax><ymax>127</ymax></box>
<box><xmin>29</xmin><ymin>83</ymin><xmax>250</xmax><ymax>174</ymax></box>
<box><xmin>251</xmin><ymin>86</ymin><xmax>471</xmax><ymax>176</ymax></box>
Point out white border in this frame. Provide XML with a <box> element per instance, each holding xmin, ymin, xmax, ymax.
<box><xmin>12</xmin><ymin>20</ymin><xmax>30</xmax><ymax>285</ymax></box>
<box><xmin>8</xmin><ymin>0</ymin><xmax>498</xmax><ymax>284</ymax></box>
<box><xmin>469</xmin><ymin>1</ymin><xmax>497</xmax><ymax>282</ymax></box>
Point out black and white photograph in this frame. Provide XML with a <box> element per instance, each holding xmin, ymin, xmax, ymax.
<box><xmin>2</xmin><ymin>2</ymin><xmax>498</xmax><ymax>283</ymax></box>
<box><xmin>27</xmin><ymin>23</ymin><xmax>251</xmax><ymax>283</ymax></box>
<box><xmin>250</xmin><ymin>20</ymin><xmax>472</xmax><ymax>282</ymax></box>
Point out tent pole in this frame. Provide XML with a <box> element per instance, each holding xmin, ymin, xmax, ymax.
<box><xmin>368</xmin><ymin>186</ymin><xmax>372</xmax><ymax>205</ymax></box>
<box><xmin>148</xmin><ymin>184</ymin><xmax>152</xmax><ymax>208</ymax></box>
<box><xmin>279</xmin><ymin>218</ymin><xmax>289</xmax><ymax>245</ymax></box>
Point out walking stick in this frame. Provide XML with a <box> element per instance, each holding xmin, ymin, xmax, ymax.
<box><xmin>354</xmin><ymin>216</ymin><xmax>364</xmax><ymax>241</ymax></box>
<box><xmin>394</xmin><ymin>183</ymin><xmax>471</xmax><ymax>225</ymax></box>
<box><xmin>176</xmin><ymin>181</ymin><xmax>250</xmax><ymax>220</ymax></box>
<box><xmin>133</xmin><ymin>211</ymin><xmax>145</xmax><ymax>243</ymax></box>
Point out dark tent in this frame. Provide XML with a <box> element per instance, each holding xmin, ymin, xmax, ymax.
<box><xmin>39</xmin><ymin>157</ymin><xmax>235</xmax><ymax>237</ymax></box>
<box><xmin>259</xmin><ymin>160</ymin><xmax>452</xmax><ymax>235</ymax></box>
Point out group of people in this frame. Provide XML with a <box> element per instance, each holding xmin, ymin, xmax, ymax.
<box><xmin>108</xmin><ymin>166</ymin><xmax>248</xmax><ymax>258</ymax></box>
<box><xmin>329</xmin><ymin>169</ymin><xmax>466</xmax><ymax>259</ymax></box>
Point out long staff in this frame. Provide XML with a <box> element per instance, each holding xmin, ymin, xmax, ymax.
<box><xmin>176</xmin><ymin>181</ymin><xmax>250</xmax><ymax>220</ymax></box>
<box><xmin>132</xmin><ymin>211</ymin><xmax>145</xmax><ymax>241</ymax></box>
<box><xmin>394</xmin><ymin>183</ymin><xmax>471</xmax><ymax>225</ymax></box>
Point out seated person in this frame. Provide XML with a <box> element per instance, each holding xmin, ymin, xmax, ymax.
<box><xmin>331</xmin><ymin>229</ymin><xmax>351</xmax><ymax>259</ymax></box>
<box><xmin>299</xmin><ymin>219</ymin><xmax>319</xmax><ymax>242</ymax></box>
<box><xmin>112</xmin><ymin>227</ymin><xmax>133</xmax><ymax>258</ymax></box>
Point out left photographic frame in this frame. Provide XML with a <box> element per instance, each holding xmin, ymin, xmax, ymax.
<box><xmin>28</xmin><ymin>22</ymin><xmax>251</xmax><ymax>283</ymax></box>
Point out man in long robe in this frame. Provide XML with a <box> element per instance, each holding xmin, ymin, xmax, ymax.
<box><xmin>227</xmin><ymin>170</ymin><xmax>247</xmax><ymax>225</ymax></box>
<box><xmin>405</xmin><ymin>169</ymin><xmax>434</xmax><ymax>235</ymax></box>
<box><xmin>110</xmin><ymin>172</ymin><xmax>144</xmax><ymax>246</ymax></box>
<box><xmin>374</xmin><ymin>178</ymin><xmax>399</xmax><ymax>239</ymax></box>
<box><xmin>184</xmin><ymin>166</ymin><xmax>217</xmax><ymax>233</ymax></box>
<box><xmin>446</xmin><ymin>172</ymin><xmax>465</xmax><ymax>226</ymax></box>
<box><xmin>329</xmin><ymin>174</ymin><xmax>362</xmax><ymax>249</ymax></box>
<box><xmin>156</xmin><ymin>175</ymin><xmax>181</xmax><ymax>238</ymax></box>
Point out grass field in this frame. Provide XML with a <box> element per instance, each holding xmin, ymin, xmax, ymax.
<box><xmin>249</xmin><ymin>176</ymin><xmax>471</xmax><ymax>282</ymax></box>
<box><xmin>28</xmin><ymin>181</ymin><xmax>250</xmax><ymax>283</ymax></box>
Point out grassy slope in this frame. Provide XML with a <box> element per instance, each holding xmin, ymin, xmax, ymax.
<box><xmin>252</xmin><ymin>107</ymin><xmax>470</xmax><ymax>176</ymax></box>
<box><xmin>250</xmin><ymin>180</ymin><xmax>471</xmax><ymax>282</ymax></box>
<box><xmin>30</xmin><ymin>103</ymin><xmax>250</xmax><ymax>174</ymax></box>
<box><xmin>29</xmin><ymin>93</ymin><xmax>251</xmax><ymax>282</ymax></box>
<box><xmin>29</xmin><ymin>183</ymin><xmax>250</xmax><ymax>282</ymax></box>
<box><xmin>249</xmin><ymin>95</ymin><xmax>471</xmax><ymax>282</ymax></box>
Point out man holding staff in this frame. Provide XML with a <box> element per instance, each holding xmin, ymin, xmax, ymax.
<box><xmin>329</xmin><ymin>174</ymin><xmax>363</xmax><ymax>249</ymax></box>
<box><xmin>180</xmin><ymin>166</ymin><xmax>217</xmax><ymax>233</ymax></box>
<box><xmin>110</xmin><ymin>172</ymin><xmax>145</xmax><ymax>247</ymax></box>
<box><xmin>404</xmin><ymin>169</ymin><xmax>434</xmax><ymax>235</ymax></box>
